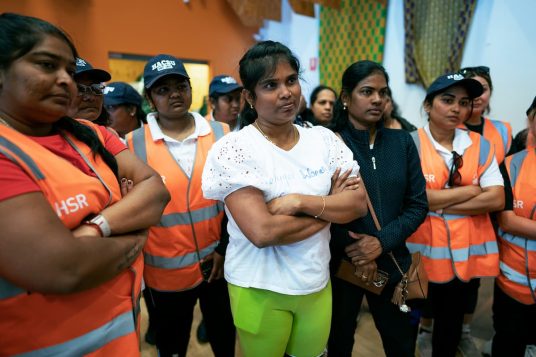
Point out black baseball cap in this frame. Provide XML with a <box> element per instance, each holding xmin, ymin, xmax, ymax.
<box><xmin>143</xmin><ymin>54</ymin><xmax>190</xmax><ymax>89</ymax></box>
<box><xmin>427</xmin><ymin>73</ymin><xmax>483</xmax><ymax>99</ymax></box>
<box><xmin>75</xmin><ymin>57</ymin><xmax>111</xmax><ymax>82</ymax></box>
<box><xmin>103</xmin><ymin>82</ymin><xmax>142</xmax><ymax>106</ymax></box>
<box><xmin>209</xmin><ymin>75</ymin><xmax>242</xmax><ymax>97</ymax></box>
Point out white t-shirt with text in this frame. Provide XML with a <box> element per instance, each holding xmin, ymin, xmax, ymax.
<box><xmin>202</xmin><ymin>124</ymin><xmax>359</xmax><ymax>295</ymax></box>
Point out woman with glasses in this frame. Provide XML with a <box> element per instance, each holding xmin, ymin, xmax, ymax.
<box><xmin>0</xmin><ymin>13</ymin><xmax>170</xmax><ymax>356</ymax></box>
<box><xmin>493</xmin><ymin>95</ymin><xmax>536</xmax><ymax>356</ymax></box>
<box><xmin>407</xmin><ymin>73</ymin><xmax>504</xmax><ymax>357</ymax></box>
<box><xmin>68</xmin><ymin>57</ymin><xmax>109</xmax><ymax>123</ymax></box>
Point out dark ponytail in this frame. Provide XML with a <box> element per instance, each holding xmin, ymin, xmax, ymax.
<box><xmin>238</xmin><ymin>41</ymin><xmax>301</xmax><ymax>126</ymax></box>
<box><xmin>54</xmin><ymin>117</ymin><xmax>119</xmax><ymax>178</ymax></box>
<box><xmin>239</xmin><ymin>104</ymin><xmax>258</xmax><ymax>126</ymax></box>
<box><xmin>330</xmin><ymin>61</ymin><xmax>389</xmax><ymax>132</ymax></box>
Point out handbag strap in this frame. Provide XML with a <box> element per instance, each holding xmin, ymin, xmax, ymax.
<box><xmin>360</xmin><ymin>176</ymin><xmax>406</xmax><ymax>277</ymax></box>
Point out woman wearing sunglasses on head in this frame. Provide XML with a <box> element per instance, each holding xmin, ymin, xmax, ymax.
<box><xmin>407</xmin><ymin>73</ymin><xmax>504</xmax><ymax>357</ymax></box>
<box><xmin>461</xmin><ymin>66</ymin><xmax>513</xmax><ymax>164</ymax></box>
<box><xmin>0</xmin><ymin>13</ymin><xmax>170</xmax><ymax>356</ymax></box>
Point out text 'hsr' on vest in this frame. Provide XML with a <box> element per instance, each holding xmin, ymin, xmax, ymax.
<box><xmin>55</xmin><ymin>194</ymin><xmax>89</xmax><ymax>217</ymax></box>
<box><xmin>513</xmin><ymin>200</ymin><xmax>524</xmax><ymax>209</ymax></box>
<box><xmin>424</xmin><ymin>174</ymin><xmax>435</xmax><ymax>183</ymax></box>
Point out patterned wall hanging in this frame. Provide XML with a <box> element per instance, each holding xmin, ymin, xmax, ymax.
<box><xmin>319</xmin><ymin>0</ymin><xmax>388</xmax><ymax>92</ymax></box>
<box><xmin>404</xmin><ymin>0</ymin><xmax>476</xmax><ymax>87</ymax></box>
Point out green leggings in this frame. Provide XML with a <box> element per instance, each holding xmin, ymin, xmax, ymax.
<box><xmin>228</xmin><ymin>281</ymin><xmax>331</xmax><ymax>357</ymax></box>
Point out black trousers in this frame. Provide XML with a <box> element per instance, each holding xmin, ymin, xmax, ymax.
<box><xmin>427</xmin><ymin>279</ymin><xmax>477</xmax><ymax>357</ymax></box>
<box><xmin>328</xmin><ymin>276</ymin><xmax>415</xmax><ymax>357</ymax></box>
<box><xmin>420</xmin><ymin>278</ymin><xmax>480</xmax><ymax>319</ymax></box>
<box><xmin>142</xmin><ymin>288</ymin><xmax>156</xmax><ymax>328</ymax></box>
<box><xmin>492</xmin><ymin>282</ymin><xmax>536</xmax><ymax>357</ymax></box>
<box><xmin>148</xmin><ymin>278</ymin><xmax>236</xmax><ymax>357</ymax></box>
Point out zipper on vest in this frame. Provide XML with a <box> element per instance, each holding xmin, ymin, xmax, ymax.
<box><xmin>372</xmin><ymin>156</ymin><xmax>376</xmax><ymax>170</ymax></box>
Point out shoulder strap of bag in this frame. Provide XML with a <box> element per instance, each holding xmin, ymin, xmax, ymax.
<box><xmin>357</xmin><ymin>164</ymin><xmax>405</xmax><ymax>277</ymax></box>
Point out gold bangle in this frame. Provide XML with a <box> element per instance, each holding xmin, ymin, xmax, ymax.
<box><xmin>314</xmin><ymin>196</ymin><xmax>326</xmax><ymax>219</ymax></box>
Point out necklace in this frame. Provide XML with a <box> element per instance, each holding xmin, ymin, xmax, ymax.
<box><xmin>253</xmin><ymin>120</ymin><xmax>299</xmax><ymax>147</ymax></box>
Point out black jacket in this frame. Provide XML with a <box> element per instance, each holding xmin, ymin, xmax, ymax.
<box><xmin>330</xmin><ymin>122</ymin><xmax>428</xmax><ymax>283</ymax></box>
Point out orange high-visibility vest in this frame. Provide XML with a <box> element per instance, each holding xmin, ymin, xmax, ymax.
<box><xmin>126</xmin><ymin>120</ymin><xmax>228</xmax><ymax>291</ymax></box>
<box><xmin>481</xmin><ymin>118</ymin><xmax>512</xmax><ymax>164</ymax></box>
<box><xmin>407</xmin><ymin>128</ymin><xmax>499</xmax><ymax>283</ymax></box>
<box><xmin>497</xmin><ymin>148</ymin><xmax>536</xmax><ymax>305</ymax></box>
<box><xmin>0</xmin><ymin>120</ymin><xmax>142</xmax><ymax>356</ymax></box>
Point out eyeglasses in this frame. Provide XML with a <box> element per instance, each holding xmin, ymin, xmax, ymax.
<box><xmin>448</xmin><ymin>151</ymin><xmax>463</xmax><ymax>187</ymax></box>
<box><xmin>77</xmin><ymin>83</ymin><xmax>106</xmax><ymax>96</ymax></box>
<box><xmin>460</xmin><ymin>66</ymin><xmax>490</xmax><ymax>76</ymax></box>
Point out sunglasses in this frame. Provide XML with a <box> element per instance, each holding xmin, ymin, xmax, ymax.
<box><xmin>77</xmin><ymin>83</ymin><xmax>106</xmax><ymax>96</ymax></box>
<box><xmin>460</xmin><ymin>66</ymin><xmax>490</xmax><ymax>76</ymax></box>
<box><xmin>448</xmin><ymin>151</ymin><xmax>463</xmax><ymax>187</ymax></box>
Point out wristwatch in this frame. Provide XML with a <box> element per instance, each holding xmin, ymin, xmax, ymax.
<box><xmin>86</xmin><ymin>214</ymin><xmax>112</xmax><ymax>237</ymax></box>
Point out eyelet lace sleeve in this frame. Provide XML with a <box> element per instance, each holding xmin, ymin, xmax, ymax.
<box><xmin>202</xmin><ymin>131</ymin><xmax>264</xmax><ymax>201</ymax></box>
<box><xmin>313</xmin><ymin>126</ymin><xmax>360</xmax><ymax>176</ymax></box>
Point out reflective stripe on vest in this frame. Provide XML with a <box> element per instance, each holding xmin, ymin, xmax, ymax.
<box><xmin>16</xmin><ymin>310</ymin><xmax>135</xmax><ymax>357</ymax></box>
<box><xmin>0</xmin><ymin>137</ymin><xmax>45</xmax><ymax>180</ymax></box>
<box><xmin>407</xmin><ymin>128</ymin><xmax>499</xmax><ymax>282</ymax></box>
<box><xmin>500</xmin><ymin>231</ymin><xmax>536</xmax><ymax>252</ymax></box>
<box><xmin>145</xmin><ymin>241</ymin><xmax>219</xmax><ymax>269</ymax></box>
<box><xmin>158</xmin><ymin>202</ymin><xmax>223</xmax><ymax>227</ymax></box>
<box><xmin>131</xmin><ymin>126</ymin><xmax>147</xmax><ymax>163</ymax></box>
<box><xmin>0</xmin><ymin>122</ymin><xmax>141</xmax><ymax>356</ymax></box>
<box><xmin>507</xmin><ymin>150</ymin><xmax>528</xmax><ymax>187</ymax></box>
<box><xmin>483</xmin><ymin>118</ymin><xmax>512</xmax><ymax>163</ymax></box>
<box><xmin>407</xmin><ymin>240</ymin><xmax>499</xmax><ymax>261</ymax></box>
<box><xmin>497</xmin><ymin>149</ymin><xmax>536</xmax><ymax>304</ymax></box>
<box><xmin>209</xmin><ymin>120</ymin><xmax>226</xmax><ymax>141</ymax></box>
<box><xmin>126</xmin><ymin>120</ymin><xmax>228</xmax><ymax>291</ymax></box>
<box><xmin>129</xmin><ymin>121</ymin><xmax>226</xmax><ymax>165</ymax></box>
<box><xmin>499</xmin><ymin>261</ymin><xmax>536</xmax><ymax>290</ymax></box>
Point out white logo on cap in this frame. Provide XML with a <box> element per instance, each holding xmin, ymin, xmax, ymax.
<box><xmin>221</xmin><ymin>76</ymin><xmax>237</xmax><ymax>84</ymax></box>
<box><xmin>447</xmin><ymin>74</ymin><xmax>464</xmax><ymax>81</ymax></box>
<box><xmin>76</xmin><ymin>58</ymin><xmax>87</xmax><ymax>67</ymax></box>
<box><xmin>152</xmin><ymin>60</ymin><xmax>176</xmax><ymax>72</ymax></box>
<box><xmin>103</xmin><ymin>87</ymin><xmax>115</xmax><ymax>94</ymax></box>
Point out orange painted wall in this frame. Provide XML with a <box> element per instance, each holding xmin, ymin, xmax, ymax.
<box><xmin>0</xmin><ymin>0</ymin><xmax>257</xmax><ymax>80</ymax></box>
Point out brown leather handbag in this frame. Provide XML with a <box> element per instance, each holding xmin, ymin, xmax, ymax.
<box><xmin>336</xmin><ymin>181</ymin><xmax>429</xmax><ymax>312</ymax></box>
<box><xmin>335</xmin><ymin>259</ymin><xmax>389</xmax><ymax>295</ymax></box>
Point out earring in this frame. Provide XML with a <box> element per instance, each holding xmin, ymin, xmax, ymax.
<box><xmin>250</xmin><ymin>103</ymin><xmax>254</xmax><ymax>109</ymax></box>
<box><xmin>343</xmin><ymin>103</ymin><xmax>348</xmax><ymax>111</ymax></box>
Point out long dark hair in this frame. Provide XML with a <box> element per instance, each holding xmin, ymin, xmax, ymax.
<box><xmin>330</xmin><ymin>60</ymin><xmax>389</xmax><ymax>132</ymax></box>
<box><xmin>238</xmin><ymin>40</ymin><xmax>300</xmax><ymax>126</ymax></box>
<box><xmin>309</xmin><ymin>85</ymin><xmax>337</xmax><ymax>106</ymax></box>
<box><xmin>0</xmin><ymin>13</ymin><xmax>118</xmax><ymax>177</ymax></box>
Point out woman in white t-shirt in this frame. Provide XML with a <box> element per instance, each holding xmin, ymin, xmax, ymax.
<box><xmin>202</xmin><ymin>41</ymin><xmax>367</xmax><ymax>357</ymax></box>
